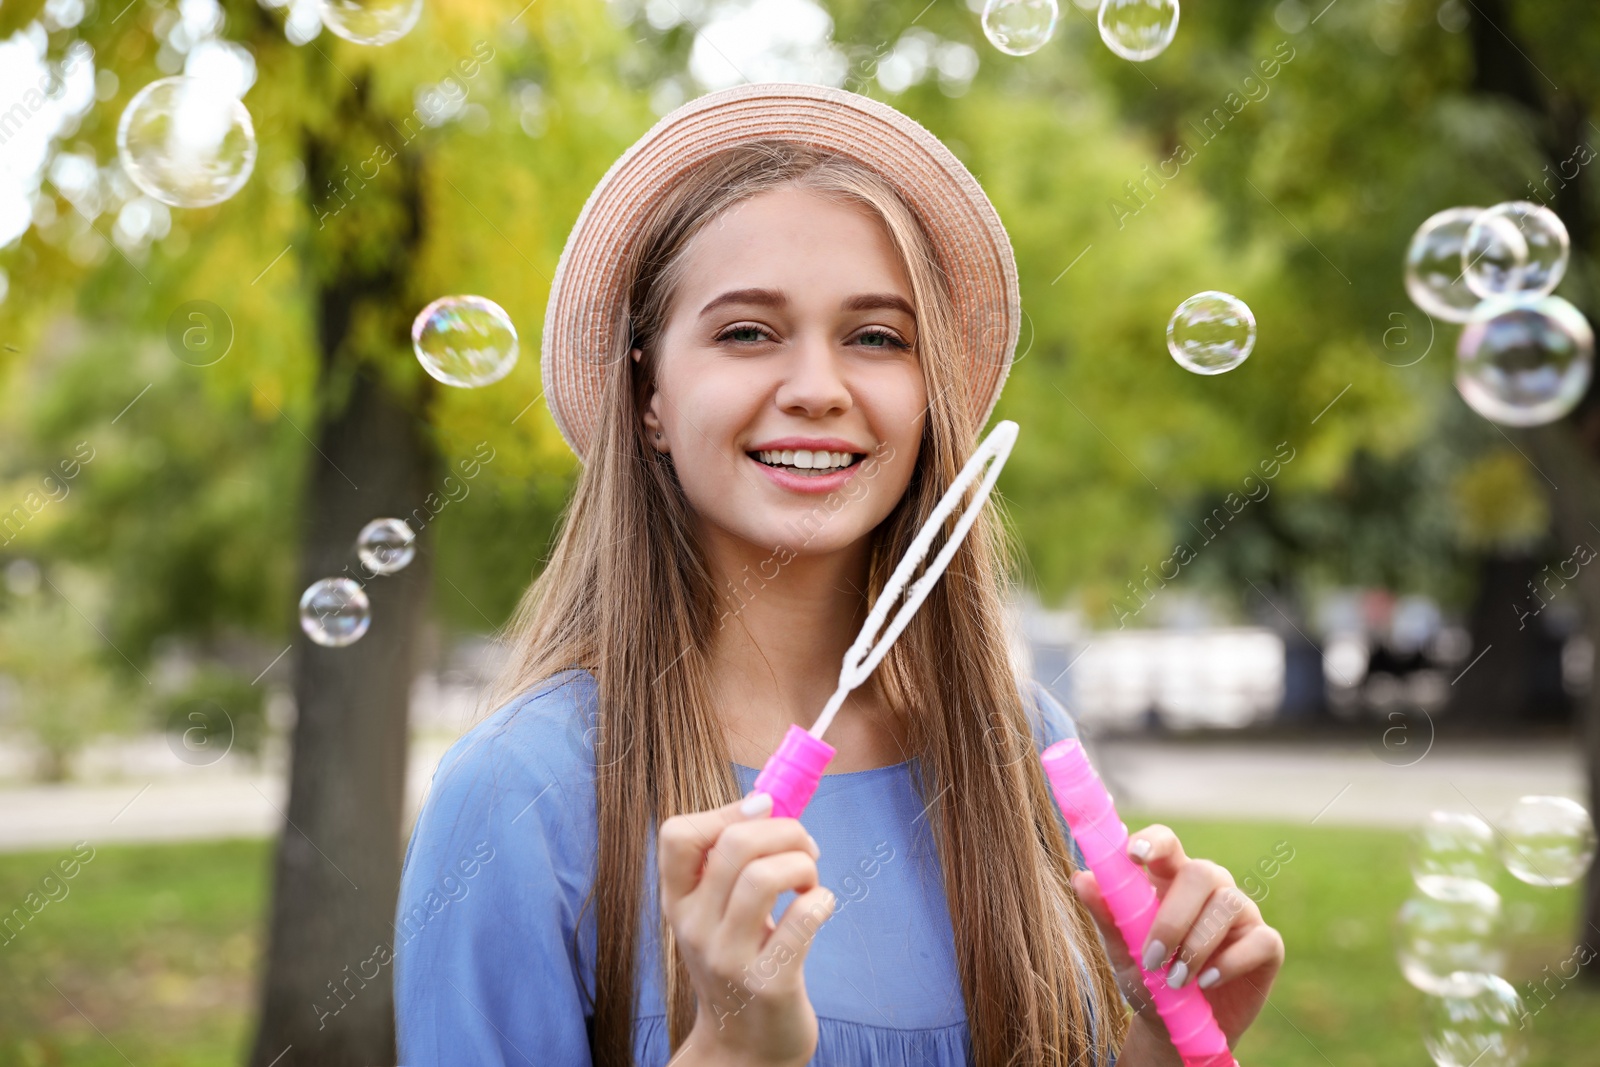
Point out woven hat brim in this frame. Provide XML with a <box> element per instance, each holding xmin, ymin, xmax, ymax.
<box><xmin>540</xmin><ymin>80</ymin><xmax>1021</xmax><ymax>462</ymax></box>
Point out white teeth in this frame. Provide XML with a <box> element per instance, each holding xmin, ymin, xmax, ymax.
<box><xmin>753</xmin><ymin>448</ymin><xmax>860</xmax><ymax>472</ymax></box>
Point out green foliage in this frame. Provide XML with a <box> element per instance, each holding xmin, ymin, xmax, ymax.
<box><xmin>0</xmin><ymin>0</ymin><xmax>1595</xmax><ymax>664</ymax></box>
<box><xmin>0</xmin><ymin>567</ymin><xmax>144</xmax><ymax>780</ymax></box>
<box><xmin>157</xmin><ymin>661</ymin><xmax>266</xmax><ymax>763</ymax></box>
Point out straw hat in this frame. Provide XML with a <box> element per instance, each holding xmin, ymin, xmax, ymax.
<box><xmin>540</xmin><ymin>80</ymin><xmax>1021</xmax><ymax>463</ymax></box>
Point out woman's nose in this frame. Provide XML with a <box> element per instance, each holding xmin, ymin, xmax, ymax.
<box><xmin>774</xmin><ymin>333</ymin><xmax>853</xmax><ymax>417</ymax></box>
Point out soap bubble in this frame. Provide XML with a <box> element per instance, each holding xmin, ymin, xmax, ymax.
<box><xmin>1455</xmin><ymin>294</ymin><xmax>1593</xmax><ymax>427</ymax></box>
<box><xmin>1412</xmin><ymin>811</ymin><xmax>1497</xmax><ymax>899</ymax></box>
<box><xmin>299</xmin><ymin>578</ymin><xmax>371</xmax><ymax>648</ymax></box>
<box><xmin>1166</xmin><ymin>291</ymin><xmax>1255</xmax><ymax>374</ymax></box>
<box><xmin>1405</xmin><ymin>207</ymin><xmax>1504</xmax><ymax>323</ymax></box>
<box><xmin>1464</xmin><ymin>201</ymin><xmax>1569</xmax><ymax>300</ymax></box>
<box><xmin>1423</xmin><ymin>972</ymin><xmax>1528</xmax><ymax>1067</ymax></box>
<box><xmin>319</xmin><ymin>0</ymin><xmax>423</xmax><ymax>45</ymax></box>
<box><xmin>1098</xmin><ymin>0</ymin><xmax>1180</xmax><ymax>62</ymax></box>
<box><xmin>116</xmin><ymin>76</ymin><xmax>257</xmax><ymax>209</ymax></box>
<box><xmin>357</xmin><ymin>518</ymin><xmax>416</xmax><ymax>576</ymax></box>
<box><xmin>1394</xmin><ymin>881</ymin><xmax>1505</xmax><ymax>996</ymax></box>
<box><xmin>412</xmin><ymin>295</ymin><xmax>519</xmax><ymax>388</ymax></box>
<box><xmin>1498</xmin><ymin>795</ymin><xmax>1596</xmax><ymax>887</ymax></box>
<box><xmin>981</xmin><ymin>0</ymin><xmax>1059</xmax><ymax>56</ymax></box>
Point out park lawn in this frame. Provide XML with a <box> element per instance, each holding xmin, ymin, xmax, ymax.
<box><xmin>0</xmin><ymin>820</ymin><xmax>1596</xmax><ymax>1066</ymax></box>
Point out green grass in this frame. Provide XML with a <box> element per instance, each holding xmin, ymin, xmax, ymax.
<box><xmin>0</xmin><ymin>838</ymin><xmax>267</xmax><ymax>1067</ymax></box>
<box><xmin>0</xmin><ymin>821</ymin><xmax>1596</xmax><ymax>1065</ymax></box>
<box><xmin>1123</xmin><ymin>811</ymin><xmax>1600</xmax><ymax>1067</ymax></box>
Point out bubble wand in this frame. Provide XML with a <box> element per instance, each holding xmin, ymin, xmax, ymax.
<box><xmin>747</xmin><ymin>419</ymin><xmax>1020</xmax><ymax>818</ymax></box>
<box><xmin>1041</xmin><ymin>738</ymin><xmax>1240</xmax><ymax>1067</ymax></box>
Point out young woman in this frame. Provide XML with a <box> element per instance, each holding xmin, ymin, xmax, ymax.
<box><xmin>394</xmin><ymin>83</ymin><xmax>1284</xmax><ymax>1067</ymax></box>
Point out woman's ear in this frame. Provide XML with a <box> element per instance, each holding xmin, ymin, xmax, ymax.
<box><xmin>634</xmin><ymin>347</ymin><xmax>667</xmax><ymax>450</ymax></box>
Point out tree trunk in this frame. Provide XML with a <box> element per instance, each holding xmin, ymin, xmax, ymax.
<box><xmin>249</xmin><ymin>71</ymin><xmax>438</xmax><ymax>1060</ymax></box>
<box><xmin>247</xmin><ymin>371</ymin><xmax>436</xmax><ymax>1065</ymax></box>
<box><xmin>1465</xmin><ymin>0</ymin><xmax>1600</xmax><ymax>982</ymax></box>
<box><xmin>1522</xmin><ymin>421</ymin><xmax>1600</xmax><ymax>980</ymax></box>
<box><xmin>1445</xmin><ymin>552</ymin><xmax>1572</xmax><ymax>730</ymax></box>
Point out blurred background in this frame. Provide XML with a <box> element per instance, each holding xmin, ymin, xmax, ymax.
<box><xmin>1</xmin><ymin>0</ymin><xmax>1599</xmax><ymax>1063</ymax></box>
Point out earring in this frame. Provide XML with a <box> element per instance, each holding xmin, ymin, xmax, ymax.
<box><xmin>655</xmin><ymin>431</ymin><xmax>662</xmax><ymax>440</ymax></box>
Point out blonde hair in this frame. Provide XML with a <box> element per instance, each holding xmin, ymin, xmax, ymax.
<box><xmin>486</xmin><ymin>138</ymin><xmax>1126</xmax><ymax>1066</ymax></box>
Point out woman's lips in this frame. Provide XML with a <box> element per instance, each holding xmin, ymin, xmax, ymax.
<box><xmin>747</xmin><ymin>453</ymin><xmax>864</xmax><ymax>495</ymax></box>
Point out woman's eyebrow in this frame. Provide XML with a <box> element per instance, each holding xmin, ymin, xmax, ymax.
<box><xmin>698</xmin><ymin>288</ymin><xmax>916</xmax><ymax>319</ymax></box>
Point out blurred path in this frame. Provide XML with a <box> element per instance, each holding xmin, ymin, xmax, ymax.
<box><xmin>1090</xmin><ymin>736</ymin><xmax>1586</xmax><ymax>829</ymax></box>
<box><xmin>0</xmin><ymin>734</ymin><xmax>1584</xmax><ymax>853</ymax></box>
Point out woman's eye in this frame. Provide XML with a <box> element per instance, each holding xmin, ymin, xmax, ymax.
<box><xmin>857</xmin><ymin>329</ymin><xmax>911</xmax><ymax>350</ymax></box>
<box><xmin>717</xmin><ymin>325</ymin><xmax>770</xmax><ymax>344</ymax></box>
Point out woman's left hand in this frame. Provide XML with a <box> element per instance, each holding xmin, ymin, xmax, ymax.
<box><xmin>1070</xmin><ymin>823</ymin><xmax>1285</xmax><ymax>1054</ymax></box>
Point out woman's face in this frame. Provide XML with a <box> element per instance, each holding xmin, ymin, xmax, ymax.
<box><xmin>634</xmin><ymin>183</ymin><xmax>927</xmax><ymax>562</ymax></box>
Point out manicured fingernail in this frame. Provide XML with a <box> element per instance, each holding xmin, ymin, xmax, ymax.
<box><xmin>1141</xmin><ymin>939</ymin><xmax>1167</xmax><ymax>972</ymax></box>
<box><xmin>1129</xmin><ymin>838</ymin><xmax>1151</xmax><ymax>861</ymax></box>
<box><xmin>805</xmin><ymin>832</ymin><xmax>819</xmax><ymax>854</ymax></box>
<box><xmin>740</xmin><ymin>791</ymin><xmax>773</xmax><ymax>817</ymax></box>
<box><xmin>1166</xmin><ymin>961</ymin><xmax>1189</xmax><ymax>989</ymax></box>
<box><xmin>1198</xmin><ymin>967</ymin><xmax>1222</xmax><ymax>990</ymax></box>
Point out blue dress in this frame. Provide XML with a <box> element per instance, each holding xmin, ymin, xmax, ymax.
<box><xmin>394</xmin><ymin>667</ymin><xmax>1115</xmax><ymax>1066</ymax></box>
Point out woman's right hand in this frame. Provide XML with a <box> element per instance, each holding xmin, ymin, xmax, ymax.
<box><xmin>658</xmin><ymin>790</ymin><xmax>837</xmax><ymax>1067</ymax></box>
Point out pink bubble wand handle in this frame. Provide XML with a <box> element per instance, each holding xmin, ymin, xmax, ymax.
<box><xmin>750</xmin><ymin>420</ymin><xmax>1022</xmax><ymax>819</ymax></box>
<box><xmin>1041</xmin><ymin>738</ymin><xmax>1239</xmax><ymax>1067</ymax></box>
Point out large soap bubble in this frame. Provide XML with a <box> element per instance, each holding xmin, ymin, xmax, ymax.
<box><xmin>1498</xmin><ymin>795</ymin><xmax>1596</xmax><ymax>888</ymax></box>
<box><xmin>1098</xmin><ymin>0</ymin><xmax>1180</xmax><ymax>61</ymax></box>
<box><xmin>1423</xmin><ymin>972</ymin><xmax>1528</xmax><ymax>1067</ymax></box>
<box><xmin>299</xmin><ymin>578</ymin><xmax>372</xmax><ymax>648</ymax></box>
<box><xmin>1412</xmin><ymin>811</ymin><xmax>1497</xmax><ymax>900</ymax></box>
<box><xmin>117</xmin><ymin>76</ymin><xmax>257</xmax><ymax>209</ymax></box>
<box><xmin>1464</xmin><ymin>201</ymin><xmax>1569</xmax><ymax>300</ymax></box>
<box><xmin>319</xmin><ymin>0</ymin><xmax>424</xmax><ymax>45</ymax></box>
<box><xmin>981</xmin><ymin>0</ymin><xmax>1059</xmax><ymax>56</ymax></box>
<box><xmin>357</xmin><ymin>518</ymin><xmax>416</xmax><ymax>576</ymax></box>
<box><xmin>1404</xmin><ymin>207</ymin><xmax>1506</xmax><ymax>324</ymax></box>
<box><xmin>1455</xmin><ymin>294</ymin><xmax>1593</xmax><ymax>427</ymax></box>
<box><xmin>1394</xmin><ymin>881</ymin><xmax>1506</xmax><ymax>996</ymax></box>
<box><xmin>1167</xmin><ymin>291</ymin><xmax>1255</xmax><ymax>374</ymax></box>
<box><xmin>412</xmin><ymin>295</ymin><xmax>519</xmax><ymax>388</ymax></box>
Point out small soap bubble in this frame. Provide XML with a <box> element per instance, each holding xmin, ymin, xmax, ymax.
<box><xmin>1098</xmin><ymin>0</ymin><xmax>1180</xmax><ymax>62</ymax></box>
<box><xmin>116</xmin><ymin>75</ymin><xmax>257</xmax><ymax>209</ymax></box>
<box><xmin>981</xmin><ymin>0</ymin><xmax>1059</xmax><ymax>56</ymax></box>
<box><xmin>1166</xmin><ymin>291</ymin><xmax>1255</xmax><ymax>374</ymax></box>
<box><xmin>299</xmin><ymin>578</ymin><xmax>371</xmax><ymax>648</ymax></box>
<box><xmin>1464</xmin><ymin>201</ymin><xmax>1569</xmax><ymax>300</ymax></box>
<box><xmin>1393</xmin><ymin>881</ymin><xmax>1506</xmax><ymax>996</ymax></box>
<box><xmin>411</xmin><ymin>295</ymin><xmax>519</xmax><ymax>388</ymax></box>
<box><xmin>1423</xmin><ymin>972</ymin><xmax>1527</xmax><ymax>1067</ymax></box>
<box><xmin>319</xmin><ymin>0</ymin><xmax>423</xmax><ymax>45</ymax></box>
<box><xmin>1455</xmin><ymin>294</ymin><xmax>1593</xmax><ymax>427</ymax></box>
<box><xmin>1412</xmin><ymin>811</ymin><xmax>1497</xmax><ymax>899</ymax></box>
<box><xmin>357</xmin><ymin>518</ymin><xmax>416</xmax><ymax>576</ymax></box>
<box><xmin>1498</xmin><ymin>795</ymin><xmax>1596</xmax><ymax>887</ymax></box>
<box><xmin>1405</xmin><ymin>206</ymin><xmax>1503</xmax><ymax>324</ymax></box>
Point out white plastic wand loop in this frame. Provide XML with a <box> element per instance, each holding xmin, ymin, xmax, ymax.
<box><xmin>807</xmin><ymin>419</ymin><xmax>1020</xmax><ymax>741</ymax></box>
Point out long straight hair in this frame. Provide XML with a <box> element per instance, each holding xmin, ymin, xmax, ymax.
<box><xmin>485</xmin><ymin>138</ymin><xmax>1126</xmax><ymax>1066</ymax></box>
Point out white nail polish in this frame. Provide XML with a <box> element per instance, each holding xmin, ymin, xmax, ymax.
<box><xmin>1129</xmin><ymin>838</ymin><xmax>1152</xmax><ymax>861</ymax></box>
<box><xmin>1141</xmin><ymin>939</ymin><xmax>1167</xmax><ymax>972</ymax></box>
<box><xmin>740</xmin><ymin>791</ymin><xmax>772</xmax><ymax>817</ymax></box>
<box><xmin>1198</xmin><ymin>967</ymin><xmax>1221</xmax><ymax>990</ymax></box>
<box><xmin>1166</xmin><ymin>961</ymin><xmax>1189</xmax><ymax>989</ymax></box>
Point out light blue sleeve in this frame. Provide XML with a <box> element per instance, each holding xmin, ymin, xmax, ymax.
<box><xmin>394</xmin><ymin>680</ymin><xmax>595</xmax><ymax>1067</ymax></box>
